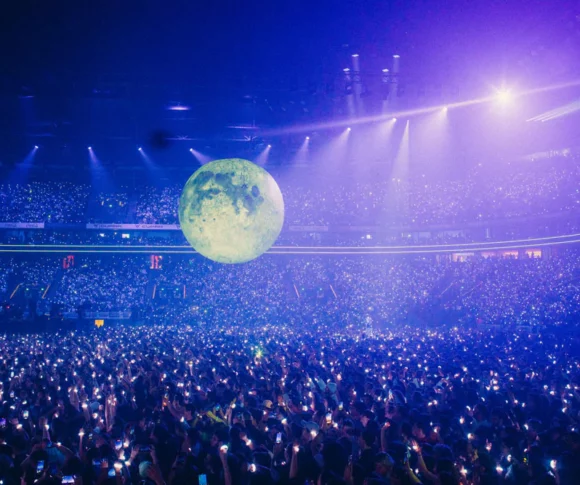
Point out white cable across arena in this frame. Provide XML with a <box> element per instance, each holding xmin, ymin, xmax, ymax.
<box><xmin>1</xmin><ymin>232</ymin><xmax>580</xmax><ymax>255</ymax></box>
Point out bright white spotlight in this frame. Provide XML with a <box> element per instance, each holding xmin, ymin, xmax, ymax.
<box><xmin>393</xmin><ymin>54</ymin><xmax>400</xmax><ymax>59</ymax></box>
<box><xmin>138</xmin><ymin>147</ymin><xmax>142</xmax><ymax>151</ymax></box>
<box><xmin>352</xmin><ymin>53</ymin><xmax>359</xmax><ymax>58</ymax></box>
<box><xmin>347</xmin><ymin>127</ymin><xmax>351</xmax><ymax>131</ymax></box>
<box><xmin>88</xmin><ymin>146</ymin><xmax>92</xmax><ymax>150</ymax></box>
<box><xmin>343</xmin><ymin>68</ymin><xmax>350</xmax><ymax>73</ymax></box>
<box><xmin>189</xmin><ymin>148</ymin><xmax>194</xmax><ymax>152</ymax></box>
<box><xmin>392</xmin><ymin>118</ymin><xmax>397</xmax><ymax>121</ymax></box>
<box><xmin>267</xmin><ymin>144</ymin><xmax>272</xmax><ymax>148</ymax></box>
<box><xmin>305</xmin><ymin>136</ymin><xmax>310</xmax><ymax>140</ymax></box>
<box><xmin>382</xmin><ymin>68</ymin><xmax>389</xmax><ymax>73</ymax></box>
<box><xmin>34</xmin><ymin>145</ymin><xmax>39</xmax><ymax>149</ymax></box>
<box><xmin>442</xmin><ymin>106</ymin><xmax>448</xmax><ymax>112</ymax></box>
<box><xmin>166</xmin><ymin>104</ymin><xmax>191</xmax><ymax>111</ymax></box>
<box><xmin>496</xmin><ymin>89</ymin><xmax>512</xmax><ymax>103</ymax></box>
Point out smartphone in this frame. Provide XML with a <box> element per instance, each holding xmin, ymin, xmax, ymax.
<box><xmin>36</xmin><ymin>460</ymin><xmax>45</xmax><ymax>474</ymax></box>
<box><xmin>115</xmin><ymin>440</ymin><xmax>122</xmax><ymax>450</ymax></box>
<box><xmin>23</xmin><ymin>410</ymin><xmax>29</xmax><ymax>420</ymax></box>
<box><xmin>108</xmin><ymin>469</ymin><xmax>116</xmax><ymax>478</ymax></box>
<box><xmin>62</xmin><ymin>476</ymin><xmax>75</xmax><ymax>484</ymax></box>
<box><xmin>338</xmin><ymin>402</ymin><xmax>343</xmax><ymax>411</ymax></box>
<box><xmin>198</xmin><ymin>474</ymin><xmax>207</xmax><ymax>485</ymax></box>
<box><xmin>326</xmin><ymin>413</ymin><xmax>332</xmax><ymax>424</ymax></box>
<box><xmin>248</xmin><ymin>464</ymin><xmax>257</xmax><ymax>473</ymax></box>
<box><xmin>276</xmin><ymin>432</ymin><xmax>282</xmax><ymax>444</ymax></box>
<box><xmin>92</xmin><ymin>459</ymin><xmax>101</xmax><ymax>467</ymax></box>
<box><xmin>0</xmin><ymin>419</ymin><xmax>5</xmax><ymax>428</ymax></box>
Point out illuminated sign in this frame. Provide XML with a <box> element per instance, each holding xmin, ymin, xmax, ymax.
<box><xmin>62</xmin><ymin>255</ymin><xmax>75</xmax><ymax>269</ymax></box>
<box><xmin>150</xmin><ymin>255</ymin><xmax>163</xmax><ymax>269</ymax></box>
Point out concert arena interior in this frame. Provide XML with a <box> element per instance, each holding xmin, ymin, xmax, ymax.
<box><xmin>1</xmin><ymin>2</ymin><xmax>580</xmax><ymax>485</ymax></box>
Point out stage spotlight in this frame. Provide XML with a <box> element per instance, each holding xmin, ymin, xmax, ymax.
<box><xmin>352</xmin><ymin>53</ymin><xmax>359</xmax><ymax>58</ymax></box>
<box><xmin>166</xmin><ymin>103</ymin><xmax>191</xmax><ymax>111</ymax></box>
<box><xmin>138</xmin><ymin>146</ymin><xmax>157</xmax><ymax>170</ymax></box>
<box><xmin>88</xmin><ymin>146</ymin><xmax>92</xmax><ymax>150</ymax></box>
<box><xmin>34</xmin><ymin>145</ymin><xmax>38</xmax><ymax>149</ymax></box>
<box><xmin>382</xmin><ymin>68</ymin><xmax>389</xmax><ymax>73</ymax></box>
<box><xmin>393</xmin><ymin>118</ymin><xmax>397</xmax><ymax>121</ymax></box>
<box><xmin>343</xmin><ymin>68</ymin><xmax>350</xmax><ymax>73</ymax></box>
<box><xmin>393</xmin><ymin>54</ymin><xmax>400</xmax><ymax>59</ymax></box>
<box><xmin>347</xmin><ymin>127</ymin><xmax>351</xmax><ymax>131</ymax></box>
<box><xmin>189</xmin><ymin>148</ymin><xmax>212</xmax><ymax>165</ymax></box>
<box><xmin>496</xmin><ymin>89</ymin><xmax>512</xmax><ymax>103</ymax></box>
<box><xmin>254</xmin><ymin>143</ymin><xmax>272</xmax><ymax>166</ymax></box>
<box><xmin>443</xmin><ymin>106</ymin><xmax>448</xmax><ymax>112</ymax></box>
<box><xmin>306</xmin><ymin>136</ymin><xmax>310</xmax><ymax>140</ymax></box>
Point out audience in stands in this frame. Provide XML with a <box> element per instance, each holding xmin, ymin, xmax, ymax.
<box><xmin>3</xmin><ymin>253</ymin><xmax>580</xmax><ymax>328</ymax></box>
<box><xmin>2</xmin><ymin>159</ymin><xmax>580</xmax><ymax>227</ymax></box>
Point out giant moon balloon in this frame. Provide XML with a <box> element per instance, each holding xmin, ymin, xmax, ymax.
<box><xmin>178</xmin><ymin>158</ymin><xmax>285</xmax><ymax>264</ymax></box>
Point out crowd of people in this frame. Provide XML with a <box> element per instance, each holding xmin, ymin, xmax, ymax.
<box><xmin>2</xmin><ymin>252</ymin><xmax>580</xmax><ymax>328</ymax></box>
<box><xmin>0</xmin><ymin>323</ymin><xmax>579</xmax><ymax>485</ymax></box>
<box><xmin>136</xmin><ymin>187</ymin><xmax>183</xmax><ymax>225</ymax></box>
<box><xmin>1</xmin><ymin>156</ymin><xmax>580</xmax><ymax>485</ymax></box>
<box><xmin>0</xmin><ymin>182</ymin><xmax>89</xmax><ymax>224</ymax></box>
<box><xmin>1</xmin><ymin>159</ymin><xmax>579</xmax><ymax>228</ymax></box>
<box><xmin>49</xmin><ymin>257</ymin><xmax>149</xmax><ymax>314</ymax></box>
<box><xmin>88</xmin><ymin>192</ymin><xmax>131</xmax><ymax>224</ymax></box>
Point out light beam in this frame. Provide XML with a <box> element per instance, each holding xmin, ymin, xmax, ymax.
<box><xmin>260</xmin><ymin>79</ymin><xmax>580</xmax><ymax>136</ymax></box>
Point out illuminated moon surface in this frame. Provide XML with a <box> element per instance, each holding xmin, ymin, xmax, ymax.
<box><xmin>178</xmin><ymin>158</ymin><xmax>285</xmax><ymax>264</ymax></box>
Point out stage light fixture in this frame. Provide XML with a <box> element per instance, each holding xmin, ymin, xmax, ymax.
<box><xmin>393</xmin><ymin>54</ymin><xmax>400</xmax><ymax>59</ymax></box>
<box><xmin>496</xmin><ymin>89</ymin><xmax>512</xmax><ymax>103</ymax></box>
<box><xmin>166</xmin><ymin>104</ymin><xmax>191</xmax><ymax>111</ymax></box>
